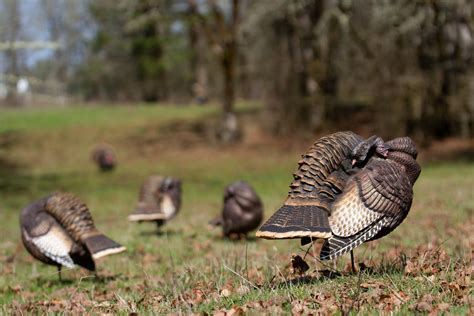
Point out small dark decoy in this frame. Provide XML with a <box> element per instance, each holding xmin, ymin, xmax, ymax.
<box><xmin>91</xmin><ymin>144</ymin><xmax>116</xmax><ymax>172</ymax></box>
<box><xmin>210</xmin><ymin>181</ymin><xmax>263</xmax><ymax>239</ymax></box>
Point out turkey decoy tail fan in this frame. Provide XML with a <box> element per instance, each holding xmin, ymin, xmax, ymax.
<box><xmin>128</xmin><ymin>205</ymin><xmax>167</xmax><ymax>221</ymax></box>
<box><xmin>256</xmin><ymin>202</ymin><xmax>332</xmax><ymax>239</ymax></box>
<box><xmin>83</xmin><ymin>234</ymin><xmax>126</xmax><ymax>260</ymax></box>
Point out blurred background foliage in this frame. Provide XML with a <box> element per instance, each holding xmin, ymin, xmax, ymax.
<box><xmin>0</xmin><ymin>0</ymin><xmax>473</xmax><ymax>143</ymax></box>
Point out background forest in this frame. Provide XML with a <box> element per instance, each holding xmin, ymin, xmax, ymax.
<box><xmin>0</xmin><ymin>0</ymin><xmax>473</xmax><ymax>143</ymax></box>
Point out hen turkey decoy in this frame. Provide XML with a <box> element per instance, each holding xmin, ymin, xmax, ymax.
<box><xmin>91</xmin><ymin>144</ymin><xmax>116</xmax><ymax>172</ymax></box>
<box><xmin>256</xmin><ymin>131</ymin><xmax>421</xmax><ymax>271</ymax></box>
<box><xmin>20</xmin><ymin>192</ymin><xmax>126</xmax><ymax>279</ymax></box>
<box><xmin>128</xmin><ymin>176</ymin><xmax>182</xmax><ymax>228</ymax></box>
<box><xmin>210</xmin><ymin>181</ymin><xmax>263</xmax><ymax>239</ymax></box>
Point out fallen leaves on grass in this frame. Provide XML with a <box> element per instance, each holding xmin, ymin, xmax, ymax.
<box><xmin>3</xmin><ymin>237</ymin><xmax>472</xmax><ymax>314</ymax></box>
<box><xmin>290</xmin><ymin>254</ymin><xmax>310</xmax><ymax>276</ymax></box>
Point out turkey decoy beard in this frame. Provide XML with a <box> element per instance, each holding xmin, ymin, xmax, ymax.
<box><xmin>20</xmin><ymin>192</ymin><xmax>126</xmax><ymax>280</ymax></box>
<box><xmin>256</xmin><ymin>131</ymin><xmax>421</xmax><ymax>273</ymax></box>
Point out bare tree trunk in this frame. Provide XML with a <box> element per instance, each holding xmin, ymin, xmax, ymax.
<box><xmin>213</xmin><ymin>0</ymin><xmax>241</xmax><ymax>143</ymax></box>
<box><xmin>188</xmin><ymin>0</ymin><xmax>208</xmax><ymax>104</ymax></box>
<box><xmin>187</xmin><ymin>0</ymin><xmax>242</xmax><ymax>142</ymax></box>
<box><xmin>222</xmin><ymin>48</ymin><xmax>235</xmax><ymax>114</ymax></box>
<box><xmin>222</xmin><ymin>0</ymin><xmax>239</xmax><ymax>115</ymax></box>
<box><xmin>4</xmin><ymin>0</ymin><xmax>21</xmax><ymax>106</ymax></box>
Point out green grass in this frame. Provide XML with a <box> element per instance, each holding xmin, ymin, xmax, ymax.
<box><xmin>0</xmin><ymin>103</ymin><xmax>472</xmax><ymax>314</ymax></box>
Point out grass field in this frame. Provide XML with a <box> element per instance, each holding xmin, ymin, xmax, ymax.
<box><xmin>0</xmin><ymin>103</ymin><xmax>472</xmax><ymax>314</ymax></box>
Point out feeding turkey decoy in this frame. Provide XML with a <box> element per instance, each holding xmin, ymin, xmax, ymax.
<box><xmin>210</xmin><ymin>181</ymin><xmax>263</xmax><ymax>239</ymax></box>
<box><xmin>91</xmin><ymin>144</ymin><xmax>116</xmax><ymax>172</ymax></box>
<box><xmin>128</xmin><ymin>176</ymin><xmax>182</xmax><ymax>229</ymax></box>
<box><xmin>20</xmin><ymin>192</ymin><xmax>126</xmax><ymax>280</ymax></box>
<box><xmin>256</xmin><ymin>131</ymin><xmax>421</xmax><ymax>272</ymax></box>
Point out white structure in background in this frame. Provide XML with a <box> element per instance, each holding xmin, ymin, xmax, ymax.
<box><xmin>16</xmin><ymin>77</ymin><xmax>30</xmax><ymax>94</ymax></box>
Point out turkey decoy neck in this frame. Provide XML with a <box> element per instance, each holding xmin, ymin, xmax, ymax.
<box><xmin>385</xmin><ymin>137</ymin><xmax>418</xmax><ymax>158</ymax></box>
<box><xmin>388</xmin><ymin>151</ymin><xmax>421</xmax><ymax>184</ymax></box>
<box><xmin>160</xmin><ymin>177</ymin><xmax>182</xmax><ymax>208</ymax></box>
<box><xmin>385</xmin><ymin>137</ymin><xmax>421</xmax><ymax>185</ymax></box>
<box><xmin>351</xmin><ymin>135</ymin><xmax>388</xmax><ymax>167</ymax></box>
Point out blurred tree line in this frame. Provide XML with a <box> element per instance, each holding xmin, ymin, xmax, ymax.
<box><xmin>0</xmin><ymin>0</ymin><xmax>473</xmax><ymax>143</ymax></box>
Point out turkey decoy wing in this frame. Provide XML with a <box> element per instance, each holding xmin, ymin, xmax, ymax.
<box><xmin>22</xmin><ymin>211</ymin><xmax>76</xmax><ymax>269</ymax></box>
<box><xmin>321</xmin><ymin>159</ymin><xmax>413</xmax><ymax>260</ymax></box>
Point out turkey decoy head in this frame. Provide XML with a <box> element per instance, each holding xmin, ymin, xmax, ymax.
<box><xmin>351</xmin><ymin>135</ymin><xmax>390</xmax><ymax>167</ymax></box>
<box><xmin>157</xmin><ymin>177</ymin><xmax>182</xmax><ymax>212</ymax></box>
<box><xmin>159</xmin><ymin>177</ymin><xmax>181</xmax><ymax>198</ymax></box>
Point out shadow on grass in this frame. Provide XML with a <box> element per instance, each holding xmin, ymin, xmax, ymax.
<box><xmin>269</xmin><ymin>257</ymin><xmax>407</xmax><ymax>289</ymax></box>
<box><xmin>34</xmin><ymin>272</ymin><xmax>124</xmax><ymax>287</ymax></box>
<box><xmin>139</xmin><ymin>229</ymin><xmax>181</xmax><ymax>237</ymax></box>
<box><xmin>268</xmin><ymin>270</ymin><xmax>342</xmax><ymax>289</ymax></box>
<box><xmin>0</xmin><ymin>170</ymin><xmax>112</xmax><ymax>199</ymax></box>
<box><xmin>209</xmin><ymin>235</ymin><xmax>258</xmax><ymax>243</ymax></box>
<box><xmin>35</xmin><ymin>278</ymin><xmax>75</xmax><ymax>287</ymax></box>
<box><xmin>356</xmin><ymin>256</ymin><xmax>407</xmax><ymax>276</ymax></box>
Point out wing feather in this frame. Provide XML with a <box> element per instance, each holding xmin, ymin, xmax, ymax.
<box><xmin>329</xmin><ymin>159</ymin><xmax>413</xmax><ymax>237</ymax></box>
<box><xmin>26</xmin><ymin>227</ymin><xmax>75</xmax><ymax>268</ymax></box>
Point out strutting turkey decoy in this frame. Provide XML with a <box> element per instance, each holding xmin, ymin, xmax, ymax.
<box><xmin>20</xmin><ymin>192</ymin><xmax>126</xmax><ymax>280</ymax></box>
<box><xmin>256</xmin><ymin>131</ymin><xmax>421</xmax><ymax>272</ymax></box>
<box><xmin>91</xmin><ymin>144</ymin><xmax>116</xmax><ymax>172</ymax></box>
<box><xmin>210</xmin><ymin>181</ymin><xmax>264</xmax><ymax>239</ymax></box>
<box><xmin>128</xmin><ymin>176</ymin><xmax>182</xmax><ymax>228</ymax></box>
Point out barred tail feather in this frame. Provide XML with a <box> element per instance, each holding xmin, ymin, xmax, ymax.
<box><xmin>83</xmin><ymin>234</ymin><xmax>126</xmax><ymax>260</ymax></box>
<box><xmin>320</xmin><ymin>218</ymin><xmax>387</xmax><ymax>260</ymax></box>
<box><xmin>256</xmin><ymin>204</ymin><xmax>331</xmax><ymax>239</ymax></box>
<box><xmin>128</xmin><ymin>205</ymin><xmax>165</xmax><ymax>221</ymax></box>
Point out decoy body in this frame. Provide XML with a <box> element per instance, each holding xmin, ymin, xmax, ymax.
<box><xmin>210</xmin><ymin>181</ymin><xmax>263</xmax><ymax>238</ymax></box>
<box><xmin>92</xmin><ymin>144</ymin><xmax>116</xmax><ymax>172</ymax></box>
<box><xmin>128</xmin><ymin>176</ymin><xmax>182</xmax><ymax>228</ymax></box>
<box><xmin>256</xmin><ymin>131</ymin><xmax>421</xmax><ymax>270</ymax></box>
<box><xmin>20</xmin><ymin>192</ymin><xmax>126</xmax><ymax>278</ymax></box>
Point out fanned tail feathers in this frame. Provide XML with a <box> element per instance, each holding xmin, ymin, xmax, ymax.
<box><xmin>128</xmin><ymin>204</ymin><xmax>166</xmax><ymax>221</ymax></box>
<box><xmin>256</xmin><ymin>204</ymin><xmax>331</xmax><ymax>239</ymax></box>
<box><xmin>83</xmin><ymin>234</ymin><xmax>126</xmax><ymax>260</ymax></box>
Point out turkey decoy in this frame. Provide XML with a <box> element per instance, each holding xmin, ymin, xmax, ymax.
<box><xmin>20</xmin><ymin>192</ymin><xmax>126</xmax><ymax>280</ymax></box>
<box><xmin>128</xmin><ymin>176</ymin><xmax>182</xmax><ymax>228</ymax></box>
<box><xmin>256</xmin><ymin>131</ymin><xmax>421</xmax><ymax>272</ymax></box>
<box><xmin>210</xmin><ymin>181</ymin><xmax>263</xmax><ymax>239</ymax></box>
<box><xmin>91</xmin><ymin>144</ymin><xmax>116</xmax><ymax>172</ymax></box>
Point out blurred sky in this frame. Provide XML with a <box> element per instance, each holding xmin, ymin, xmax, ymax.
<box><xmin>1</xmin><ymin>0</ymin><xmax>94</xmax><ymax>68</ymax></box>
